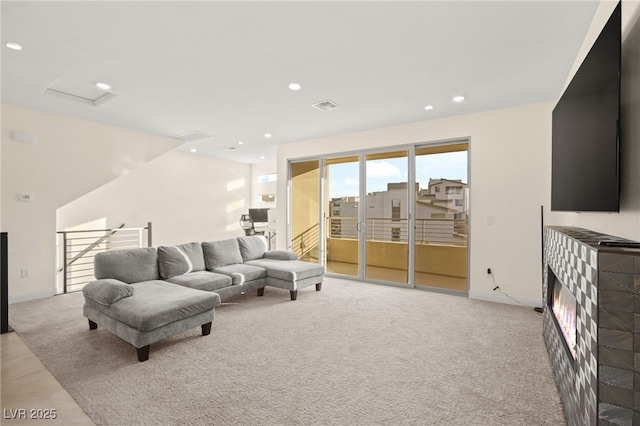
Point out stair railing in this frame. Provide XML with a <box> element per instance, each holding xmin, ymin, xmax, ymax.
<box><xmin>56</xmin><ymin>222</ymin><xmax>152</xmax><ymax>294</ymax></box>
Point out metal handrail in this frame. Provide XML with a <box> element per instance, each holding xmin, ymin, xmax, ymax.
<box><xmin>56</xmin><ymin>224</ymin><xmax>125</xmax><ymax>273</ymax></box>
<box><xmin>290</xmin><ymin>223</ymin><xmax>320</xmax><ymax>258</ymax></box>
<box><xmin>56</xmin><ymin>222</ymin><xmax>152</xmax><ymax>293</ymax></box>
<box><xmin>327</xmin><ymin>216</ymin><xmax>467</xmax><ymax>246</ymax></box>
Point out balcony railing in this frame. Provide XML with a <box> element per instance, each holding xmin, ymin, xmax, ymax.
<box><xmin>56</xmin><ymin>222</ymin><xmax>152</xmax><ymax>294</ymax></box>
<box><xmin>290</xmin><ymin>223</ymin><xmax>320</xmax><ymax>259</ymax></box>
<box><xmin>328</xmin><ymin>216</ymin><xmax>467</xmax><ymax>246</ymax></box>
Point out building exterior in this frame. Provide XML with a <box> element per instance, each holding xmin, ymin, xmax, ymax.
<box><xmin>329</xmin><ymin>180</ymin><xmax>468</xmax><ymax>244</ymax></box>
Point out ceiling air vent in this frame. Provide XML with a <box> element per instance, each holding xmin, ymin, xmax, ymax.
<box><xmin>43</xmin><ymin>78</ymin><xmax>117</xmax><ymax>106</ymax></box>
<box><xmin>311</xmin><ymin>100</ymin><xmax>341</xmax><ymax>111</ymax></box>
<box><xmin>171</xmin><ymin>131</ymin><xmax>215</xmax><ymax>143</ymax></box>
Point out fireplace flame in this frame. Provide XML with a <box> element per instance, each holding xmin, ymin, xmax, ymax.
<box><xmin>552</xmin><ymin>282</ymin><xmax>577</xmax><ymax>359</ymax></box>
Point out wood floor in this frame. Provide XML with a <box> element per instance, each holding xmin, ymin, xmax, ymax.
<box><xmin>1</xmin><ymin>331</ymin><xmax>95</xmax><ymax>425</ymax></box>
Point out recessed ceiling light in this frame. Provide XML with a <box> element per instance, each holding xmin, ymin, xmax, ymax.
<box><xmin>424</xmin><ymin>105</ymin><xmax>434</xmax><ymax>111</ymax></box>
<box><xmin>238</xmin><ymin>141</ymin><xmax>244</xmax><ymax>145</ymax></box>
<box><xmin>264</xmin><ymin>133</ymin><xmax>272</xmax><ymax>138</ymax></box>
<box><xmin>288</xmin><ymin>83</ymin><xmax>301</xmax><ymax>91</ymax></box>
<box><xmin>224</xmin><ymin>147</ymin><xmax>237</xmax><ymax>152</ymax></box>
<box><xmin>260</xmin><ymin>156</ymin><xmax>266</xmax><ymax>159</ymax></box>
<box><xmin>96</xmin><ymin>82</ymin><xmax>111</xmax><ymax>90</ymax></box>
<box><xmin>453</xmin><ymin>95</ymin><xmax>465</xmax><ymax>102</ymax></box>
<box><xmin>189</xmin><ymin>148</ymin><xmax>197</xmax><ymax>153</ymax></box>
<box><xmin>6</xmin><ymin>42</ymin><xmax>22</xmax><ymax>51</ymax></box>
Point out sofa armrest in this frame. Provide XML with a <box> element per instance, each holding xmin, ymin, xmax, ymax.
<box><xmin>83</xmin><ymin>279</ymin><xmax>135</xmax><ymax>306</ymax></box>
<box><xmin>263</xmin><ymin>250</ymin><xmax>298</xmax><ymax>261</ymax></box>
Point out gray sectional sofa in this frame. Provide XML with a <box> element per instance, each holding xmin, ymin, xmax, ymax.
<box><xmin>82</xmin><ymin>236</ymin><xmax>324</xmax><ymax>361</ymax></box>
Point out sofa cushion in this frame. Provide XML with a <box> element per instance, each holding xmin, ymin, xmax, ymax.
<box><xmin>245</xmin><ymin>259</ymin><xmax>325</xmax><ymax>282</ymax></box>
<box><xmin>103</xmin><ymin>280</ymin><xmax>220</xmax><ymax>332</ymax></box>
<box><xmin>83</xmin><ymin>279</ymin><xmax>134</xmax><ymax>306</ymax></box>
<box><xmin>157</xmin><ymin>242</ymin><xmax>206</xmax><ymax>279</ymax></box>
<box><xmin>166</xmin><ymin>271</ymin><xmax>232</xmax><ymax>292</ymax></box>
<box><xmin>94</xmin><ymin>247</ymin><xmax>159</xmax><ymax>283</ymax></box>
<box><xmin>212</xmin><ymin>263</ymin><xmax>267</xmax><ymax>285</ymax></box>
<box><xmin>263</xmin><ymin>250</ymin><xmax>298</xmax><ymax>261</ymax></box>
<box><xmin>202</xmin><ymin>239</ymin><xmax>243</xmax><ymax>269</ymax></box>
<box><xmin>237</xmin><ymin>236</ymin><xmax>268</xmax><ymax>261</ymax></box>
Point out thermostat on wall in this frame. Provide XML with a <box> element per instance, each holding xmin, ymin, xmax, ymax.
<box><xmin>17</xmin><ymin>193</ymin><xmax>33</xmax><ymax>202</ymax></box>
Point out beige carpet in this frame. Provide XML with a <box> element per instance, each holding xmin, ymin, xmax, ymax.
<box><xmin>8</xmin><ymin>278</ymin><xmax>566</xmax><ymax>425</ymax></box>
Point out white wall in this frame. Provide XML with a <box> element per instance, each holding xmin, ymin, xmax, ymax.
<box><xmin>275</xmin><ymin>1</ymin><xmax>640</xmax><ymax>306</ymax></box>
<box><xmin>277</xmin><ymin>101</ymin><xmax>553</xmax><ymax>306</ymax></box>
<box><xmin>547</xmin><ymin>1</ymin><xmax>640</xmax><ymax>239</ymax></box>
<box><xmin>57</xmin><ymin>151</ymin><xmax>251</xmax><ymax>246</ymax></box>
<box><xmin>1</xmin><ymin>104</ymin><xmax>181</xmax><ymax>301</ymax></box>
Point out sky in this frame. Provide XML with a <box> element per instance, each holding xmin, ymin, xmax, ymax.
<box><xmin>328</xmin><ymin>151</ymin><xmax>467</xmax><ymax>199</ymax></box>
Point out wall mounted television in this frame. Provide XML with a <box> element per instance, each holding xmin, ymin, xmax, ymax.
<box><xmin>551</xmin><ymin>2</ymin><xmax>621</xmax><ymax>212</ymax></box>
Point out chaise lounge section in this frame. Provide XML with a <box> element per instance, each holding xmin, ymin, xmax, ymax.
<box><xmin>82</xmin><ymin>247</ymin><xmax>220</xmax><ymax>361</ymax></box>
<box><xmin>82</xmin><ymin>235</ymin><xmax>324</xmax><ymax>361</ymax></box>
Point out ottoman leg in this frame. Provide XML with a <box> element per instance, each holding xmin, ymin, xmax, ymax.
<box><xmin>201</xmin><ymin>322</ymin><xmax>212</xmax><ymax>336</ymax></box>
<box><xmin>88</xmin><ymin>320</ymin><xmax>97</xmax><ymax>330</ymax></box>
<box><xmin>316</xmin><ymin>282</ymin><xmax>322</xmax><ymax>291</ymax></box>
<box><xmin>257</xmin><ymin>287</ymin><xmax>265</xmax><ymax>297</ymax></box>
<box><xmin>137</xmin><ymin>345</ymin><xmax>150</xmax><ymax>362</ymax></box>
<box><xmin>290</xmin><ymin>290</ymin><xmax>298</xmax><ymax>301</ymax></box>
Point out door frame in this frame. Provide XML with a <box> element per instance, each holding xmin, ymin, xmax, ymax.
<box><xmin>287</xmin><ymin>137</ymin><xmax>470</xmax><ymax>294</ymax></box>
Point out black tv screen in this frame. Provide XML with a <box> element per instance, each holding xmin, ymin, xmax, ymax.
<box><xmin>551</xmin><ymin>2</ymin><xmax>621</xmax><ymax>212</ymax></box>
<box><xmin>249</xmin><ymin>208</ymin><xmax>269</xmax><ymax>224</ymax></box>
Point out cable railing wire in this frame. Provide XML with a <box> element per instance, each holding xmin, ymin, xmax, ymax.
<box><xmin>56</xmin><ymin>222</ymin><xmax>152</xmax><ymax>294</ymax></box>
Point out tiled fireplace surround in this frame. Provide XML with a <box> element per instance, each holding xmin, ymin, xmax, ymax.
<box><xmin>543</xmin><ymin>226</ymin><xmax>640</xmax><ymax>425</ymax></box>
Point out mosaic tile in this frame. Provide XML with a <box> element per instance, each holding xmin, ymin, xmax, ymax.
<box><xmin>544</xmin><ymin>227</ymin><xmax>640</xmax><ymax>425</ymax></box>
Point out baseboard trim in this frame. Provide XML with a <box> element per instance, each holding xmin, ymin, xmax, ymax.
<box><xmin>9</xmin><ymin>288</ymin><xmax>56</xmax><ymax>304</ymax></box>
<box><xmin>469</xmin><ymin>290</ymin><xmax>542</xmax><ymax>308</ymax></box>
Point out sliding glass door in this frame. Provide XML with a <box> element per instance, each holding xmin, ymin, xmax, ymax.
<box><xmin>290</xmin><ymin>160</ymin><xmax>320</xmax><ymax>263</ymax></box>
<box><xmin>414</xmin><ymin>143</ymin><xmax>468</xmax><ymax>291</ymax></box>
<box><xmin>364</xmin><ymin>150</ymin><xmax>409</xmax><ymax>284</ymax></box>
<box><xmin>289</xmin><ymin>140</ymin><xmax>468</xmax><ymax>292</ymax></box>
<box><xmin>325</xmin><ymin>155</ymin><xmax>360</xmax><ymax>277</ymax></box>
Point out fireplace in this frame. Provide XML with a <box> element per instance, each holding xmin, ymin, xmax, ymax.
<box><xmin>547</xmin><ymin>267</ymin><xmax>577</xmax><ymax>361</ymax></box>
<box><xmin>543</xmin><ymin>226</ymin><xmax>640</xmax><ymax>425</ymax></box>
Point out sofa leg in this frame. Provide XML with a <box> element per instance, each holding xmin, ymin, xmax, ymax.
<box><xmin>201</xmin><ymin>322</ymin><xmax>212</xmax><ymax>336</ymax></box>
<box><xmin>88</xmin><ymin>320</ymin><xmax>97</xmax><ymax>330</ymax></box>
<box><xmin>137</xmin><ymin>345</ymin><xmax>150</xmax><ymax>362</ymax></box>
<box><xmin>316</xmin><ymin>282</ymin><xmax>322</xmax><ymax>292</ymax></box>
<box><xmin>257</xmin><ymin>287</ymin><xmax>265</xmax><ymax>297</ymax></box>
<box><xmin>290</xmin><ymin>290</ymin><xmax>298</xmax><ymax>301</ymax></box>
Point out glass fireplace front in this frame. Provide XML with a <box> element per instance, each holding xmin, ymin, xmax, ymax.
<box><xmin>547</xmin><ymin>267</ymin><xmax>577</xmax><ymax>360</ymax></box>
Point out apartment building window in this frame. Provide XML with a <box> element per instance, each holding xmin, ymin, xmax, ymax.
<box><xmin>446</xmin><ymin>186</ymin><xmax>462</xmax><ymax>195</ymax></box>
<box><xmin>391</xmin><ymin>199</ymin><xmax>401</xmax><ymax>221</ymax></box>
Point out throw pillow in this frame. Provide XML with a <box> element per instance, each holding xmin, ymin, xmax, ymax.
<box><xmin>83</xmin><ymin>279</ymin><xmax>134</xmax><ymax>306</ymax></box>
<box><xmin>158</xmin><ymin>246</ymin><xmax>191</xmax><ymax>279</ymax></box>
<box><xmin>237</xmin><ymin>236</ymin><xmax>268</xmax><ymax>261</ymax></box>
<box><xmin>157</xmin><ymin>242</ymin><xmax>206</xmax><ymax>279</ymax></box>
<box><xmin>202</xmin><ymin>239</ymin><xmax>244</xmax><ymax>269</ymax></box>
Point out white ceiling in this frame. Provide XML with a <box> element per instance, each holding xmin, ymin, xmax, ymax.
<box><xmin>1</xmin><ymin>1</ymin><xmax>599</xmax><ymax>164</ymax></box>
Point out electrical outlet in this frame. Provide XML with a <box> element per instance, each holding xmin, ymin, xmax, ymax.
<box><xmin>20</xmin><ymin>268</ymin><xmax>31</xmax><ymax>278</ymax></box>
<box><xmin>487</xmin><ymin>268</ymin><xmax>492</xmax><ymax>275</ymax></box>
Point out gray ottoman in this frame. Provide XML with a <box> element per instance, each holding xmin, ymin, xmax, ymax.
<box><xmin>83</xmin><ymin>280</ymin><xmax>220</xmax><ymax>361</ymax></box>
<box><xmin>245</xmin><ymin>258</ymin><xmax>325</xmax><ymax>300</ymax></box>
